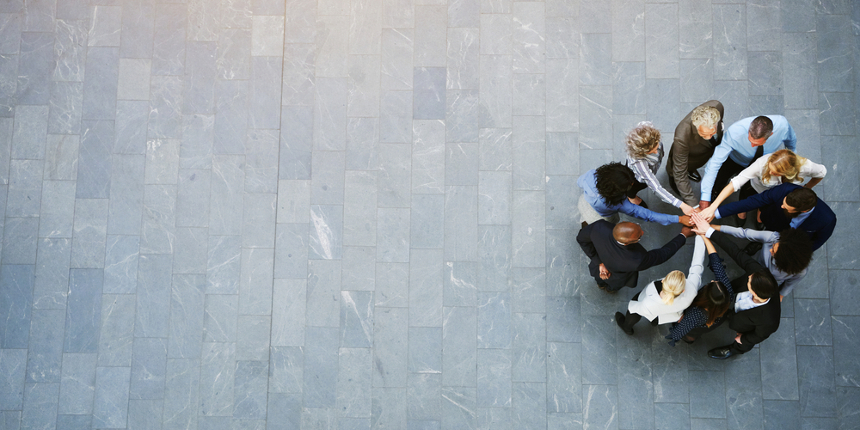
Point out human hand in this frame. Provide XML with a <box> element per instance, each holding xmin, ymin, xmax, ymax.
<box><xmin>699</xmin><ymin>200</ymin><xmax>710</xmax><ymax>210</ymax></box>
<box><xmin>734</xmin><ymin>333</ymin><xmax>743</xmax><ymax>344</ymax></box>
<box><xmin>681</xmin><ymin>226</ymin><xmax>694</xmax><ymax>238</ymax></box>
<box><xmin>678</xmin><ymin>215</ymin><xmax>693</xmax><ymax>226</ymax></box>
<box><xmin>779</xmin><ymin>295</ymin><xmax>784</xmax><ymax>302</ymax></box>
<box><xmin>691</xmin><ymin>212</ymin><xmax>711</xmax><ymax>235</ymax></box>
<box><xmin>698</xmin><ymin>206</ymin><xmax>716</xmax><ymax>222</ymax></box>
<box><xmin>680</xmin><ymin>203</ymin><xmax>695</xmax><ymax>216</ymax></box>
<box><xmin>598</xmin><ymin>263</ymin><xmax>611</xmax><ymax>280</ymax></box>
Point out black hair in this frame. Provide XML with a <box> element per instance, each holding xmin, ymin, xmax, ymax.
<box><xmin>785</xmin><ymin>187</ymin><xmax>817</xmax><ymax>212</ymax></box>
<box><xmin>773</xmin><ymin>228</ymin><xmax>813</xmax><ymax>275</ymax></box>
<box><xmin>749</xmin><ymin>269</ymin><xmax>779</xmax><ymax>300</ymax></box>
<box><xmin>749</xmin><ymin>116</ymin><xmax>774</xmax><ymax>139</ymax></box>
<box><xmin>594</xmin><ymin>162</ymin><xmax>634</xmax><ymax>207</ymax></box>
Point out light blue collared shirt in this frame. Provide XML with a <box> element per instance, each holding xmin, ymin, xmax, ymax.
<box><xmin>577</xmin><ymin>170</ymin><xmax>679</xmax><ymax>226</ymax></box>
<box><xmin>701</xmin><ymin>115</ymin><xmax>797</xmax><ymax>200</ymax></box>
<box><xmin>734</xmin><ymin>291</ymin><xmax>769</xmax><ymax>313</ymax></box>
<box><xmin>790</xmin><ymin>206</ymin><xmax>814</xmax><ymax>228</ymax></box>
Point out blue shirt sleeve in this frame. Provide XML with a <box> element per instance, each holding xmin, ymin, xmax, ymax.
<box><xmin>783</xmin><ymin>122</ymin><xmax>797</xmax><ymax>152</ymax></box>
<box><xmin>618</xmin><ymin>200</ymin><xmax>679</xmax><ymax>226</ymax></box>
<box><xmin>700</xmin><ymin>138</ymin><xmax>735</xmax><ymax>201</ymax></box>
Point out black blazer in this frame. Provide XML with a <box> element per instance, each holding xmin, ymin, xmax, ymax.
<box><xmin>709</xmin><ymin>231</ymin><xmax>781</xmax><ymax>346</ymax></box>
<box><xmin>716</xmin><ymin>183</ymin><xmax>836</xmax><ymax>250</ymax></box>
<box><xmin>576</xmin><ymin>220</ymin><xmax>687</xmax><ymax>291</ymax></box>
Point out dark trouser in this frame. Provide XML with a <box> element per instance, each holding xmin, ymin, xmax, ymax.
<box><xmin>618</xmin><ymin>291</ymin><xmax>659</xmax><ymax>331</ymax></box>
<box><xmin>626</xmin><ymin>180</ymin><xmax>648</xmax><ymax>199</ymax></box>
<box><xmin>729</xmin><ymin>338</ymin><xmax>756</xmax><ymax>354</ymax></box>
<box><xmin>710</xmin><ymin>157</ymin><xmax>756</xmax><ymax>203</ymax></box>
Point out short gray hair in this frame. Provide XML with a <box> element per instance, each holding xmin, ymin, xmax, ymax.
<box><xmin>690</xmin><ymin>105</ymin><xmax>721</xmax><ymax>130</ymax></box>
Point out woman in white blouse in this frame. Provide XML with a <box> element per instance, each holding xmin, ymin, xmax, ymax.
<box><xmin>614</xmin><ymin>236</ymin><xmax>706</xmax><ymax>335</ymax></box>
<box><xmin>698</xmin><ymin>149</ymin><xmax>826</xmax><ymax>223</ymax></box>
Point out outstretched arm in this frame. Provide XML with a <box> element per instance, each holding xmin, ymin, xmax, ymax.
<box><xmin>708</xmin><ymin>230</ymin><xmax>764</xmax><ymax>275</ymax></box>
<box><xmin>637</xmin><ymin>233</ymin><xmax>687</xmax><ymax>270</ymax></box>
<box><xmin>715</xmin><ymin>183</ymin><xmax>793</xmax><ymax>219</ymax></box>
<box><xmin>619</xmin><ymin>200</ymin><xmax>680</xmax><ymax>226</ymax></box>
<box><xmin>700</xmin><ymin>140</ymin><xmax>733</xmax><ymax>202</ymax></box>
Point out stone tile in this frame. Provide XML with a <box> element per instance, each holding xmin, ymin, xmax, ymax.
<box><xmin>375</xmin><ymin>262</ymin><xmax>409</xmax><ymax>308</ymax></box>
<box><xmin>316</xmin><ymin>16</ymin><xmax>349</xmax><ymax>77</ymax></box>
<box><xmin>64</xmin><ymin>268</ymin><xmax>103</xmax><ymax>353</ymax></box>
<box><xmin>612</xmin><ymin>62</ymin><xmax>646</xmax><ymax>115</ymax></box>
<box><xmin>546</xmin><ymin>229</ymin><xmax>578</xmax><ymax>297</ymax></box>
<box><xmin>314</xmin><ymin>78</ymin><xmax>348</xmax><ymax>150</ymax></box>
<box><xmin>97</xmin><ymin>294</ymin><xmax>135</xmax><ymax>367</ymax></box>
<box><xmin>120</xmin><ymin>2</ymin><xmax>154</xmax><ymax>59</ymax></box>
<box><xmin>151</xmin><ymin>4</ymin><xmax>186</xmax><ymax>76</ymax></box>
<box><xmin>6</xmin><ymin>160</ymin><xmax>42</xmax><ymax>218</ymax></box>
<box><xmin>180</xmin><ymin>114</ymin><xmax>214</xmax><ymax>169</ymax></box>
<box><xmin>377</xmin><ymin>143</ymin><xmax>411</xmax><ymax>207</ymax></box>
<box><xmin>342</xmin><ymin>246</ymin><xmax>376</xmax><ymax>292</ymax></box>
<box><xmin>203</xmin><ymin>294</ymin><xmax>237</xmax><ymax>343</ymax></box>
<box><xmin>747</xmin><ymin>0</ymin><xmax>781</xmax><ymax>52</ymax></box>
<box><xmin>306</xmin><ymin>259</ymin><xmax>341</xmax><ymax>327</ymax></box>
<box><xmin>337</xmin><ymin>348</ymin><xmax>372</xmax><ymax>418</ymax></box>
<box><xmin>93</xmin><ymin>366</ymin><xmax>131</xmax><ymax>428</ymax></box>
<box><xmin>48</xmin><ymin>81</ymin><xmax>83</xmax><ymax>135</ymax></box>
<box><xmin>511</xmin><ymin>313</ymin><xmax>546</xmax><ymax>383</ymax></box>
<box><xmin>371</xmin><ymin>387</ymin><xmax>407</xmax><ymax>428</ymax></box>
<box><xmin>198</xmin><ymin>342</ymin><xmax>235</xmax><ymax>416</ymax></box>
<box><xmin>817</xmin><ymin>14</ymin><xmax>853</xmax><ymax>93</ymax></box>
<box><xmin>512</xmin><ymin>2</ymin><xmax>545</xmax><ymax>74</ymax></box>
<box><xmin>134</xmin><ymin>254</ymin><xmax>173</xmax><ymax>339</ymax></box>
<box><xmin>580</xmin><ymin>34</ymin><xmax>611</xmax><ymax>86</ymax></box>
<box><xmin>167</xmin><ymin>275</ymin><xmax>206</xmax><ymax>359</ymax></box>
<box><xmin>830</xmin><ymin>269</ymin><xmax>860</xmax><ymax>313</ymax></box>
<box><xmin>545</xmin><ymin>175</ymin><xmax>577</xmax><ymax>230</ymax></box>
<box><xmin>833</xmin><ymin>316</ymin><xmax>860</xmax><ymax>388</ymax></box>
<box><xmin>0</xmin><ymin>349</ymin><xmax>26</xmax><ymax>410</ymax></box>
<box><xmin>176</xmin><ymin>169</ymin><xmax>211</xmax><ymax>228</ymax></box>
<box><xmin>269</xmin><ymin>346</ymin><xmax>303</xmax><ymax>394</ymax></box>
<box><xmin>797</xmin><ymin>346</ymin><xmax>837</xmax><ymax>417</ymax></box>
<box><xmin>16</xmin><ymin>32</ymin><xmax>53</xmax><ymax>105</ymax></box>
<box><xmin>128</xmin><ymin>338</ymin><xmax>166</xmax><ymax>401</ymax></box>
<box><xmin>308</xmin><ymin>204</ymin><xmax>343</xmax><ymax>260</ymax></box>
<box><xmin>267</xmin><ymin>394</ymin><xmax>302</xmax><ymax>429</ymax></box>
<box><xmin>414</xmin><ymin>5</ymin><xmax>446</xmax><ymax>67</ymax></box>
<box><xmin>680</xmin><ymin>58</ymin><xmax>715</xmax><ymax>104</ymax></box>
<box><xmin>479</xmin><ymin>128</ymin><xmax>512</xmax><ymax>172</ymax></box>
<box><xmin>479</xmin><ymin>55</ymin><xmax>513</xmax><ymax>129</ymax></box>
<box><xmin>446</xmin><ymin>90</ymin><xmax>480</xmax><ymax>143</ymax></box>
<box><xmin>408</xmin><ymin>373</ymin><xmax>441</xmax><ymax>421</ymax></box>
<box><xmin>236</xmin><ymin>315</ymin><xmax>271</xmax><ymax>362</ymax></box>
<box><xmin>646</xmin><ymin>3</ymin><xmax>679</xmax><ymax>79</ymax></box>
<box><xmin>304</xmin><ymin>327</ymin><xmax>338</xmax><ymax>408</ymax></box>
<box><xmin>477</xmin><ymin>171</ymin><xmax>511</xmax><ymax>226</ymax></box>
<box><xmin>578</xmin><ymin>85</ymin><xmax>613</xmax><ymax>150</ymax></box>
<box><xmin>238</xmin><ymin>248</ymin><xmax>275</xmax><ymax>316</ymax></box>
<box><xmin>32</xmin><ymin>238</ymin><xmax>70</xmax><ymax>310</ymax></box>
<box><xmin>713</xmin><ymin>4</ymin><xmax>747</xmax><ymax>80</ymax></box>
<box><xmin>234</xmin><ymin>361</ymin><xmax>269</xmax><ymax>419</ymax></box>
<box><xmin>341</xmin><ymin>291</ymin><xmax>374</xmax><ymax>348</ymax></box>
<box><xmin>546</xmin><ymin>58</ymin><xmax>579</xmax><ymax>133</ymax></box>
<box><xmin>512</xmin><ymin>190</ymin><xmax>546</xmax><ymax>268</ymax></box>
<box><xmin>57</xmin><ymin>353</ymin><xmax>95</xmax><ymax>415</ymax></box>
<box><xmin>147</xmin><ymin>76</ymin><xmax>183</xmax><ymax>139</ymax></box>
<box><xmin>763</xmin><ymin>400</ymin><xmax>800</xmax><ymax>430</ymax></box>
<box><xmin>441</xmin><ymin>386</ymin><xmax>477</xmax><ymax>428</ymax></box>
<box><xmin>414</xmin><ymin>68</ymin><xmax>447</xmax><ymax>120</ymax></box>
<box><xmin>209</xmin><ymin>156</ymin><xmax>245</xmax><ymax>235</ymax></box>
<box><xmin>206</xmin><ymin>235</ymin><xmax>241</xmax><ymax>294</ymax></box>
<box><xmin>139</xmin><ymin>184</ymin><xmax>176</xmax><ymax>255</ymax></box>
<box><xmin>444</xmin><ymin>186</ymin><xmax>478</xmax><ymax>261</ymax></box>
<box><xmin>278</xmin><ymin>106</ymin><xmax>312</xmax><ymax>179</ymax></box>
<box><xmin>242</xmin><ymin>193</ymin><xmax>276</xmax><ymax>248</ymax></box>
<box><xmin>442</xmin><ymin>306</ymin><xmax>477</xmax><ymax>386</ymax></box>
<box><xmin>690</xmin><ymin>370</ymin><xmax>726</xmax><ymax>418</ymax></box>
<box><xmin>249</xmin><ymin>56</ymin><xmax>282</xmax><ymax>129</ymax></box>
<box><xmin>408</xmin><ymin>195</ymin><xmax>442</xmax><ymax>250</ymax></box>
<box><xmin>646</xmin><ymin>79</ymin><xmax>681</xmax><ymax>139</ymax></box>
<box><xmin>795</xmin><ymin>299</ymin><xmax>833</xmax><ymax>346</ymax></box>
<box><xmin>275</xmin><ymin>223</ymin><xmax>309</xmax><ymax>280</ymax></box>
<box><xmin>410</xmin><ymin>249</ymin><xmax>444</xmax><ymax>327</ymax></box>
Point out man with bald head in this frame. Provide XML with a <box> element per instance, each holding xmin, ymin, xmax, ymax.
<box><xmin>577</xmin><ymin>220</ymin><xmax>695</xmax><ymax>292</ymax></box>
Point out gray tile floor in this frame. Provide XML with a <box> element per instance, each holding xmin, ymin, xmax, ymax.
<box><xmin>0</xmin><ymin>0</ymin><xmax>858</xmax><ymax>429</ymax></box>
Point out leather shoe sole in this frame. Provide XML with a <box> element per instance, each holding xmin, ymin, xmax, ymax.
<box><xmin>708</xmin><ymin>345</ymin><xmax>735</xmax><ymax>359</ymax></box>
<box><xmin>615</xmin><ymin>312</ymin><xmax>634</xmax><ymax>335</ymax></box>
<box><xmin>688</xmin><ymin>171</ymin><xmax>702</xmax><ymax>182</ymax></box>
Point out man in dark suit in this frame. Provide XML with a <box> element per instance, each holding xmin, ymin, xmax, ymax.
<box><xmin>667</xmin><ymin>100</ymin><xmax>725</xmax><ymax>207</ymax></box>
<box><xmin>576</xmin><ymin>220</ymin><xmax>693</xmax><ymax>293</ymax></box>
<box><xmin>711</xmin><ymin>183</ymin><xmax>836</xmax><ymax>251</ymax></box>
<box><xmin>704</xmin><ymin>227</ymin><xmax>781</xmax><ymax>359</ymax></box>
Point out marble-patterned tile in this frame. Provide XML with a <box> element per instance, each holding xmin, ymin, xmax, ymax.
<box><xmin>545</xmin><ymin>176</ymin><xmax>577</xmax><ymax>231</ymax></box>
<box><xmin>820</xmin><ymin>92</ymin><xmax>856</xmax><ymax>137</ymax></box>
<box><xmin>375</xmin><ymin>262</ymin><xmax>409</xmax><ymax>308</ymax></box>
<box><xmin>341</xmin><ymin>291</ymin><xmax>374</xmax><ymax>347</ymax></box>
<box><xmin>373</xmin><ymin>307</ymin><xmax>408</xmax><ymax>387</ymax></box>
<box><xmin>580</xmin><ymin>316</ymin><xmax>616</xmax><ymax>385</ymax></box>
<box><xmin>32</xmin><ymin>238</ymin><xmax>70</xmax><ymax>310</ymax></box>
<box><xmin>479</xmin><ymin>128</ymin><xmax>512</xmax><ymax>172</ymax></box>
<box><xmin>379</xmin><ymin>91</ymin><xmax>413</xmax><ymax>145</ymax></box>
<box><xmin>612</xmin><ymin>62</ymin><xmax>646</xmax><ymax>115</ymax></box>
<box><xmin>381</xmin><ymin>29</ymin><xmax>413</xmax><ymax>91</ymax></box>
<box><xmin>763</xmin><ymin>400</ymin><xmax>799</xmax><ymax>430</ymax></box>
<box><xmin>477</xmin><ymin>225</ymin><xmax>511</xmax><ymax>293</ymax></box>
<box><xmin>512</xmin><ymin>190</ymin><xmax>546</xmax><ymax>268</ymax></box>
<box><xmin>117</xmin><ymin>59</ymin><xmax>151</xmax><ymax>101</ymax></box>
<box><xmin>271</xmin><ymin>280</ymin><xmax>306</xmax><ymax>347</ymax></box>
<box><xmin>240</xmin><ymin>191</ymin><xmax>276</xmax><ymax>247</ymax></box>
<box><xmin>314</xmin><ymin>78</ymin><xmax>348</xmax><ymax>150</ymax></box>
<box><xmin>715</xmin><ymin>80</ymin><xmax>750</xmax><ymax>123</ymax></box>
<box><xmin>546</xmin><ymin>342</ymin><xmax>581</xmax><ymax>414</ymax></box>
<box><xmin>152</xmin><ymin>4</ymin><xmax>186</xmax><ymax>76</ymax></box>
<box><xmin>212</xmin><ymin>81</ymin><xmax>248</xmax><ymax>155</ymax></box>
<box><xmin>1</xmin><ymin>218</ymin><xmax>37</xmax><ymax>264</ymax></box>
<box><xmin>238</xmin><ymin>248</ymin><xmax>275</xmax><ymax>316</ymax></box>
<box><xmin>316</xmin><ymin>16</ymin><xmax>349</xmax><ymax>77</ymax></box>
<box><xmin>180</xmin><ymin>114</ymin><xmax>214</xmax><ymax>169</ymax></box>
<box><xmin>87</xmin><ymin>5</ymin><xmax>120</xmax><ymax>47</ymax></box>
<box><xmin>37</xmin><ymin>181</ymin><xmax>74</xmax><ymax>238</ymax></box>
<box><xmin>578</xmin><ymin>85</ymin><xmax>613</xmax><ymax>150</ymax></box>
<box><xmin>44</xmin><ymin>134</ymin><xmax>79</xmax><ymax>181</ymax></box>
<box><xmin>57</xmin><ymin>353</ymin><xmax>95</xmax><ymax>415</ymax></box>
<box><xmin>477</xmin><ymin>407</ymin><xmax>511</xmax><ymax>430</ymax></box>
<box><xmin>167</xmin><ymin>275</ymin><xmax>205</xmax><ymax>359</ymax></box>
<box><xmin>0</xmin><ymin>14</ymin><xmax>21</xmax><ymax>55</ymax></box>
<box><xmin>441</xmin><ymin>386</ymin><xmax>477</xmax><ymax>429</ymax></box>
<box><xmin>383</xmin><ymin>0</ymin><xmax>413</xmax><ymax>28</ymax></box>
<box><xmin>817</xmin><ymin>14</ymin><xmax>853</xmax><ymax>93</ymax></box>
<box><xmin>0</xmin><ymin>348</ymin><xmax>27</xmax><ymax>410</ymax></box>
<box><xmin>113</xmin><ymin>101</ymin><xmax>148</xmax><ymax>155</ymax></box>
<box><xmin>249</xmin><ymin>56</ymin><xmax>282</xmax><ymax>130</ymax></box>
<box><xmin>480</xmin><ymin>15</ymin><xmax>512</xmax><ymax>56</ymax></box>
<box><xmin>830</xmin><ymin>269</ymin><xmax>860</xmax><ymax>313</ymax></box>
<box><xmin>408</xmin><ymin>327</ymin><xmax>441</xmax><ymax>374</ymax></box>
<box><xmin>447</xmin><ymin>28</ymin><xmax>479</xmax><ymax>92</ymax></box>
<box><xmin>512</xmin><ymin>2</ymin><xmax>545</xmax><ymax>74</ymax></box>
<box><xmin>444</xmin><ymin>186</ymin><xmax>478</xmax><ymax>261</ymax></box>
<box><xmin>234</xmin><ymin>361</ymin><xmax>269</xmax><ymax>419</ymax></box>
<box><xmin>645</xmin><ymin>3</ymin><xmax>679</xmax><ymax>79</ymax></box>
<box><xmin>689</xmin><ymin>370</ymin><xmax>726</xmax><ymax>419</ymax></box>
<box><xmin>134</xmin><ymin>254</ymin><xmax>173</xmax><ymax>339</ymax></box>
<box><xmin>69</xmin><ymin>198</ymin><xmax>108</xmax><ymax>269</ymax></box>
<box><xmin>0</xmin><ymin>55</ymin><xmax>15</xmax><ymax>117</ymax></box>
<box><xmin>442</xmin><ymin>306</ymin><xmax>477</xmax><ymax>386</ymax></box>
<box><xmin>680</xmin><ymin>58</ymin><xmax>715</xmax><ymax>104</ymax></box>
<box><xmin>546</xmin><ymin>229</ymin><xmax>578</xmax><ymax>297</ymax></box>
<box><xmin>748</xmin><ymin>52</ymin><xmax>784</xmax><ymax>97</ymax></box>
<box><xmin>96</xmin><ymin>294</ymin><xmax>135</xmax><ymax>367</ymax></box>
<box><xmin>377</xmin><ymin>143</ymin><xmax>411</xmax><ymax>208</ymax></box>
<box><xmin>6</xmin><ymin>160</ymin><xmax>42</xmax><ymax>219</ymax></box>
<box><xmin>307</xmin><ymin>204</ymin><xmax>343</xmax><ymax>260</ymax></box>
<box><xmin>119</xmin><ymin>2</ymin><xmax>154</xmax><ymax>59</ymax></box>
<box><xmin>76</xmin><ymin>121</ymin><xmax>113</xmax><ymax>199</ymax></box>
<box><xmin>51</xmin><ymin>19</ymin><xmax>88</xmax><ymax>82</ymax></box>
<box><xmin>250</xmin><ymin>16</ymin><xmax>283</xmax><ymax>58</ymax></box>
<box><xmin>781</xmin><ymin>0</ymin><xmax>815</xmax><ymax>33</ymax></box>
<box><xmin>479</xmin><ymin>55</ymin><xmax>513</xmax><ymax>129</ymax></box>
<box><xmin>410</xmin><ymin>249</ymin><xmax>444</xmax><ymax>327</ymax></box>
<box><xmin>409</xmin><ymin>195</ymin><xmax>443</xmax><ymax>250</ymax></box>
<box><xmin>81</xmin><ymin>47</ymin><xmax>120</xmax><ymax>121</ymax></box>
<box><xmin>476</xmin><ymin>349</ymin><xmax>511</xmax><ymax>409</ymax></box>
<box><xmin>205</xmin><ymin>235</ymin><xmax>241</xmax><ymax>296</ymax></box>
<box><xmin>338</xmin><ymin>348</ymin><xmax>372</xmax><ymax>417</ymax></box>
<box><xmin>713</xmin><ymin>4</ymin><xmax>747</xmax><ymax>80</ymax></box>
<box><xmin>411</xmin><ymin>120</ymin><xmax>444</xmax><ymax>195</ymax></box>
<box><xmin>836</xmin><ymin>387</ymin><xmax>860</xmax><ymax>429</ymax></box>
<box><xmin>408</xmin><ymin>372</ymin><xmax>441</xmax><ymax>421</ymax></box>
<box><xmin>310</xmin><ymin>152</ymin><xmax>345</xmax><ymax>206</ymax></box>
<box><xmin>215</xmin><ymin>29</ymin><xmax>251</xmax><ymax>82</ymax></box>
<box><xmin>47</xmin><ymin>81</ymin><xmax>83</xmax><ymax>135</ymax></box>
<box><xmin>20</xmin><ymin>382</ymin><xmax>59</xmax><ymax>430</ymax></box>
<box><xmin>283</xmin><ymin>0</ymin><xmax>315</xmax><ymax>43</ymax></box>
<box><xmin>175</xmin><ymin>170</ymin><xmax>212</xmax><ymax>229</ymax></box>
<box><xmin>546</xmin><ymin>58</ymin><xmax>579</xmax><ymax>133</ymax></box>
<box><xmin>275</xmin><ymin>223</ymin><xmax>309</xmax><ymax>280</ymax></box>
<box><xmin>24</xmin><ymin>309</ymin><xmax>63</xmax><ymax>383</ymax></box>
<box><xmin>414</xmin><ymin>68</ymin><xmax>447</xmax><ymax>120</ymax></box>
<box><xmin>510</xmin><ymin>268</ymin><xmax>546</xmax><ymax>314</ymax></box>
<box><xmin>183</xmin><ymin>42</ymin><xmax>217</xmax><ymax>116</ymax></box>
<box><xmin>92</xmin><ymin>366</ymin><xmax>131</xmax><ymax>428</ymax></box>
<box><xmin>747</xmin><ymin>0</ymin><xmax>781</xmax><ymax>52</ymax></box>
<box><xmin>139</xmin><ymin>184</ymin><xmax>176</xmax><ymax>255</ymax></box>
<box><xmin>546</xmin><ymin>295</ymin><xmax>579</xmax><ymax>343</ymax></box>
<box><xmin>16</xmin><ymin>32</ymin><xmax>53</xmax><ymax>105</ymax></box>
<box><xmin>348</xmin><ymin>0</ymin><xmax>381</xmax><ymax>54</ymax></box>
<box><xmin>128</xmin><ymin>337</ymin><xmax>167</xmax><ymax>400</ymax></box>
<box><xmin>610</xmin><ymin>0</ymin><xmax>643</xmax><ymax>61</ymax></box>
<box><xmin>349</xmin><ymin>55</ymin><xmax>381</xmax><ymax>118</ymax></box>
<box><xmin>547</xmin><ymin>16</ymin><xmax>577</xmax><ymax>60</ymax></box>
<box><xmin>795</xmin><ymin>299</ymin><xmax>833</xmax><ymax>346</ymax></box>
<box><xmin>477</xmin><ymin>171</ymin><xmax>511</xmax><ymax>225</ymax></box>
<box><xmin>303</xmin><ymin>327</ymin><xmax>338</xmax><ymax>408</ymax></box>
<box><xmin>11</xmin><ymin>105</ymin><xmax>47</xmax><ymax>160</ymax></box>
<box><xmin>269</xmin><ymin>345</ymin><xmax>303</xmax><ymax>394</ymax></box>
<box><xmin>832</xmin><ymin>316</ymin><xmax>860</xmax><ymax>388</ymax></box>
<box><xmin>198</xmin><ymin>342</ymin><xmax>235</xmax><ymax>416</ymax></box>
<box><xmin>278</xmin><ymin>106</ymin><xmax>312</xmax><ymax>179</ymax></box>
<box><xmin>235</xmin><ymin>315</ymin><xmax>271</xmax><ymax>362</ymax></box>
<box><xmin>580</xmin><ymin>34</ymin><xmax>611</xmax><ymax>86</ymax></box>
<box><xmin>267</xmin><ymin>394</ymin><xmax>302</xmax><ymax>429</ymax></box>
<box><xmin>202</xmin><ymin>294</ymin><xmax>237</xmax><ymax>343</ymax></box>
<box><xmin>511</xmin><ymin>383</ymin><xmax>545</xmax><ymax>430</ymax></box>
<box><xmin>343</xmin><ymin>171</ymin><xmax>378</xmax><ymax>247</ymax></box>
<box><xmin>782</xmin><ymin>33</ymin><xmax>818</xmax><ymax>110</ymax></box>
<box><xmin>645</xmin><ymin>79</ymin><xmax>681</xmax><ymax>136</ymax></box>
<box><xmin>209</xmin><ymin>155</ymin><xmax>245</xmax><ymax>235</ymax></box>
<box><xmin>511</xmin><ymin>313</ymin><xmax>546</xmax><ymax>383</ymax></box>
<box><xmin>305</xmin><ymin>259</ymin><xmax>340</xmax><ymax>328</ymax></box>
<box><xmin>371</xmin><ymin>387</ymin><xmax>407</xmax><ymax>428</ymax></box>
<box><xmin>413</xmin><ymin>5</ymin><xmax>446</xmax><ymax>67</ymax></box>
<box><xmin>724</xmin><ymin>349</ymin><xmax>764</xmax><ymax>430</ymax></box>
<box><xmin>148</xmin><ymin>76</ymin><xmax>183</xmax><ymax>139</ymax></box>
<box><xmin>446</xmin><ymin>90</ymin><xmax>480</xmax><ymax>143</ymax></box>
<box><xmin>512</xmin><ymin>74</ymin><xmax>545</xmax><ymax>116</ymax></box>
<box><xmin>144</xmin><ymin>139</ymin><xmax>179</xmax><ymax>187</ymax></box>
<box><xmin>797</xmin><ymin>345</ymin><xmax>837</xmax><ymax>417</ymax></box>
<box><xmin>63</xmin><ymin>268</ymin><xmax>103</xmax><ymax>353</ymax></box>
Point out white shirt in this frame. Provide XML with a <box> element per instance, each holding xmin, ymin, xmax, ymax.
<box><xmin>734</xmin><ymin>291</ymin><xmax>769</xmax><ymax>313</ymax></box>
<box><xmin>729</xmin><ymin>156</ymin><xmax>827</xmax><ymax>194</ymax></box>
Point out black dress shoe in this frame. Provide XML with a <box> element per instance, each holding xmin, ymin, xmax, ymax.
<box><xmin>708</xmin><ymin>345</ymin><xmax>735</xmax><ymax>359</ymax></box>
<box><xmin>688</xmin><ymin>171</ymin><xmax>702</xmax><ymax>182</ymax></box>
<box><xmin>744</xmin><ymin>241</ymin><xmax>763</xmax><ymax>256</ymax></box>
<box><xmin>615</xmin><ymin>312</ymin><xmax>634</xmax><ymax>335</ymax></box>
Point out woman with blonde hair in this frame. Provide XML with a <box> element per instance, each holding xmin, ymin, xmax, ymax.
<box><xmin>698</xmin><ymin>149</ymin><xmax>826</xmax><ymax>224</ymax></box>
<box><xmin>615</xmin><ymin>235</ymin><xmax>705</xmax><ymax>335</ymax></box>
<box><xmin>625</xmin><ymin>121</ymin><xmax>696</xmax><ymax>216</ymax></box>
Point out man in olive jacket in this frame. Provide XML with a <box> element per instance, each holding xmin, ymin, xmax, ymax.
<box><xmin>667</xmin><ymin>100</ymin><xmax>725</xmax><ymax>207</ymax></box>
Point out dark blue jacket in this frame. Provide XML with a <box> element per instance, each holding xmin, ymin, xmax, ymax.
<box><xmin>717</xmin><ymin>183</ymin><xmax>836</xmax><ymax>251</ymax></box>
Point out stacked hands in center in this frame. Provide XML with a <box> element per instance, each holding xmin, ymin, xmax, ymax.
<box><xmin>576</xmin><ymin>101</ymin><xmax>835</xmax><ymax>359</ymax></box>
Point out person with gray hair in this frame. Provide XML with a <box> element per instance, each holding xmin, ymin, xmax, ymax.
<box><xmin>666</xmin><ymin>100</ymin><xmax>725</xmax><ymax>207</ymax></box>
<box><xmin>625</xmin><ymin>121</ymin><xmax>695</xmax><ymax>216</ymax></box>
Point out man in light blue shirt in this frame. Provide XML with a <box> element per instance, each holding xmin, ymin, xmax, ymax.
<box><xmin>699</xmin><ymin>115</ymin><xmax>797</xmax><ymax>209</ymax></box>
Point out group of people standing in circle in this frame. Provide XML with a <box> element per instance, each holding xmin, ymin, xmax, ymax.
<box><xmin>575</xmin><ymin>100</ymin><xmax>836</xmax><ymax>359</ymax></box>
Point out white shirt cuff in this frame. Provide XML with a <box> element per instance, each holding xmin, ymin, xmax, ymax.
<box><xmin>705</xmin><ymin>227</ymin><xmax>716</xmax><ymax>238</ymax></box>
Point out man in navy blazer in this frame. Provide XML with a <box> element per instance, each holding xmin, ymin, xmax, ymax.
<box><xmin>711</xmin><ymin>183</ymin><xmax>836</xmax><ymax>251</ymax></box>
<box><xmin>576</xmin><ymin>220</ymin><xmax>693</xmax><ymax>292</ymax></box>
